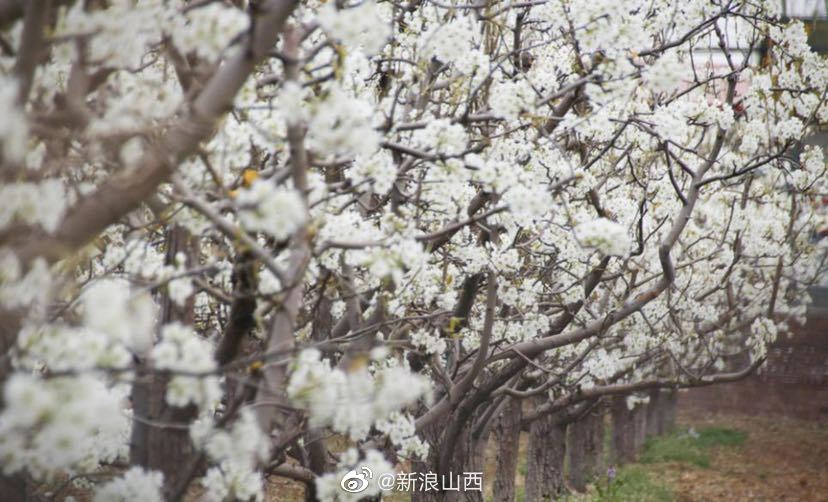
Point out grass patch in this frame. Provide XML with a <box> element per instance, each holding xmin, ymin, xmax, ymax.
<box><xmin>638</xmin><ymin>426</ymin><xmax>746</xmax><ymax>468</ymax></box>
<box><xmin>591</xmin><ymin>465</ymin><xmax>673</xmax><ymax>502</ymax></box>
<box><xmin>692</xmin><ymin>426</ymin><xmax>747</xmax><ymax>448</ymax></box>
<box><xmin>517</xmin><ymin>467</ymin><xmax>671</xmax><ymax>502</ymax></box>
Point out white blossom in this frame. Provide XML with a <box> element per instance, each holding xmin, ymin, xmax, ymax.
<box><xmin>318</xmin><ymin>1</ymin><xmax>391</xmax><ymax>55</ymax></box>
<box><xmin>236</xmin><ymin>180</ymin><xmax>307</xmax><ymax>241</ymax></box>
<box><xmin>0</xmin><ymin>374</ymin><xmax>129</xmax><ymax>480</ymax></box>
<box><xmin>288</xmin><ymin>349</ymin><xmax>430</xmax><ymax>440</ymax></box>
<box><xmin>574</xmin><ymin>218</ymin><xmax>631</xmax><ymax>256</ymax></box>
<box><xmin>93</xmin><ymin>467</ymin><xmax>163</xmax><ymax>502</ymax></box>
<box><xmin>0</xmin><ymin>180</ymin><xmax>67</xmax><ymax>233</ymax></box>
<box><xmin>152</xmin><ymin>323</ymin><xmax>221</xmax><ymax>410</ymax></box>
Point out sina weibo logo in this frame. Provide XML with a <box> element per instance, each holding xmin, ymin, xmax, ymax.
<box><xmin>340</xmin><ymin>466</ymin><xmax>373</xmax><ymax>493</ymax></box>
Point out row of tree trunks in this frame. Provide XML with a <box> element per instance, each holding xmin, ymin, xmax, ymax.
<box><xmin>491</xmin><ymin>399</ymin><xmax>603</xmax><ymax>502</ymax></box>
<box><xmin>434</xmin><ymin>389</ymin><xmax>679</xmax><ymax>502</ymax></box>
<box><xmin>610</xmin><ymin>389</ymin><xmax>679</xmax><ymax>466</ymax></box>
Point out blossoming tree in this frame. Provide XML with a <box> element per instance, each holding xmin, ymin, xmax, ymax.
<box><xmin>0</xmin><ymin>0</ymin><xmax>827</xmax><ymax>500</ymax></box>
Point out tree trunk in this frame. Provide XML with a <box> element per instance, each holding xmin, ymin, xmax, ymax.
<box><xmin>659</xmin><ymin>389</ymin><xmax>677</xmax><ymax>434</ymax></box>
<box><xmin>0</xmin><ymin>312</ymin><xmax>29</xmax><ymax>500</ymax></box>
<box><xmin>610</xmin><ymin>396</ymin><xmax>635</xmax><ymax>465</ymax></box>
<box><xmin>524</xmin><ymin>408</ymin><xmax>567</xmax><ymax>502</ymax></box>
<box><xmin>0</xmin><ymin>474</ymin><xmax>27</xmax><ymax>502</ymax></box>
<box><xmin>130</xmin><ymin>225</ymin><xmax>199</xmax><ymax>496</ymax></box>
<box><xmin>412</xmin><ymin>420</ymin><xmax>488</xmax><ymax>502</ymax></box>
<box><xmin>632</xmin><ymin>400</ymin><xmax>647</xmax><ymax>453</ymax></box>
<box><xmin>303</xmin><ymin>427</ymin><xmax>329</xmax><ymax>502</ymax></box>
<box><xmin>645</xmin><ymin>390</ymin><xmax>662</xmax><ymax>437</ymax></box>
<box><xmin>567</xmin><ymin>405</ymin><xmax>604</xmax><ymax>492</ymax></box>
<box><xmin>492</xmin><ymin>398</ymin><xmax>522</xmax><ymax>502</ymax></box>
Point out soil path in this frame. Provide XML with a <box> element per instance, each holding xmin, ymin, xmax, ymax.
<box><xmin>659</xmin><ymin>413</ymin><xmax>828</xmax><ymax>502</ymax></box>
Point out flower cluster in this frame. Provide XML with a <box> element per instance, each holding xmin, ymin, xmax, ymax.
<box><xmin>0</xmin><ymin>374</ymin><xmax>129</xmax><ymax>480</ymax></box>
<box><xmin>151</xmin><ymin>323</ymin><xmax>221</xmax><ymax>410</ymax></box>
<box><xmin>93</xmin><ymin>467</ymin><xmax>163</xmax><ymax>502</ymax></box>
<box><xmin>318</xmin><ymin>1</ymin><xmax>391</xmax><ymax>55</ymax></box>
<box><xmin>375</xmin><ymin>412</ymin><xmax>430</xmax><ymax>460</ymax></box>
<box><xmin>574</xmin><ymin>218</ymin><xmax>631</xmax><ymax>256</ymax></box>
<box><xmin>0</xmin><ymin>180</ymin><xmax>66</xmax><ymax>234</ymax></box>
<box><xmin>193</xmin><ymin>408</ymin><xmax>268</xmax><ymax>502</ymax></box>
<box><xmin>236</xmin><ymin>180</ymin><xmax>307</xmax><ymax>241</ymax></box>
<box><xmin>288</xmin><ymin>349</ymin><xmax>430</xmax><ymax>440</ymax></box>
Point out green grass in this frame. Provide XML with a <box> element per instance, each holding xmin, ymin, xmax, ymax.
<box><xmin>515</xmin><ymin>467</ymin><xmax>671</xmax><ymax>502</ymax></box>
<box><xmin>690</xmin><ymin>426</ymin><xmax>747</xmax><ymax>448</ymax></box>
<box><xmin>638</xmin><ymin>427</ymin><xmax>747</xmax><ymax>468</ymax></box>
<box><xmin>548</xmin><ymin>464</ymin><xmax>674</xmax><ymax>502</ymax></box>
<box><xmin>590</xmin><ymin>465</ymin><xmax>673</xmax><ymax>502</ymax></box>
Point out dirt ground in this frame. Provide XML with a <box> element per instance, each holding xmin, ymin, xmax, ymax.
<box><xmin>654</xmin><ymin>412</ymin><xmax>828</xmax><ymax>502</ymax></box>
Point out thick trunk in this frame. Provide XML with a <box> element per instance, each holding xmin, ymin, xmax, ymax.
<box><xmin>659</xmin><ymin>389</ymin><xmax>677</xmax><ymax>434</ymax></box>
<box><xmin>525</xmin><ymin>409</ymin><xmax>567</xmax><ymax>502</ymax></box>
<box><xmin>566</xmin><ymin>405</ymin><xmax>605</xmax><ymax>492</ymax></box>
<box><xmin>130</xmin><ymin>225</ymin><xmax>198</xmax><ymax>496</ymax></box>
<box><xmin>304</xmin><ymin>289</ymin><xmax>332</xmax><ymax>501</ymax></box>
<box><xmin>492</xmin><ymin>398</ymin><xmax>522</xmax><ymax>502</ymax></box>
<box><xmin>645</xmin><ymin>390</ymin><xmax>662</xmax><ymax>437</ymax></box>
<box><xmin>303</xmin><ymin>428</ymin><xmax>329</xmax><ymax>502</ymax></box>
<box><xmin>610</xmin><ymin>396</ymin><xmax>636</xmax><ymax>465</ymax></box>
<box><xmin>0</xmin><ymin>311</ymin><xmax>21</xmax><ymax>405</ymax></box>
<box><xmin>632</xmin><ymin>401</ymin><xmax>647</xmax><ymax>453</ymax></box>
<box><xmin>412</xmin><ymin>420</ymin><xmax>488</xmax><ymax>502</ymax></box>
<box><xmin>0</xmin><ymin>474</ymin><xmax>27</xmax><ymax>502</ymax></box>
<box><xmin>0</xmin><ymin>312</ymin><xmax>27</xmax><ymax>501</ymax></box>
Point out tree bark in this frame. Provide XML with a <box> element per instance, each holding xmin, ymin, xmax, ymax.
<box><xmin>412</xmin><ymin>419</ymin><xmax>488</xmax><ymax>502</ymax></box>
<box><xmin>610</xmin><ymin>396</ymin><xmax>636</xmax><ymax>465</ymax></box>
<box><xmin>130</xmin><ymin>225</ymin><xmax>199</xmax><ymax>496</ymax></box>
<box><xmin>567</xmin><ymin>404</ymin><xmax>604</xmax><ymax>492</ymax></box>
<box><xmin>645</xmin><ymin>389</ymin><xmax>662</xmax><ymax>437</ymax></box>
<box><xmin>525</xmin><ymin>408</ymin><xmax>567</xmax><ymax>502</ymax></box>
<box><xmin>492</xmin><ymin>398</ymin><xmax>522</xmax><ymax>502</ymax></box>
<box><xmin>0</xmin><ymin>474</ymin><xmax>27</xmax><ymax>502</ymax></box>
<box><xmin>632</xmin><ymin>400</ymin><xmax>648</xmax><ymax>453</ymax></box>
<box><xmin>659</xmin><ymin>389</ymin><xmax>677</xmax><ymax>434</ymax></box>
